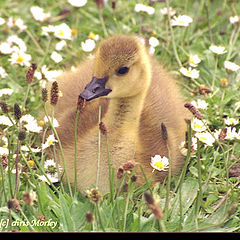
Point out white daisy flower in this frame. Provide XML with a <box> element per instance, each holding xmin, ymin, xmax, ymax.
<box><xmin>180</xmin><ymin>67</ymin><xmax>199</xmax><ymax>79</ymax></box>
<box><xmin>30</xmin><ymin>6</ymin><xmax>51</xmax><ymax>22</ymax></box>
<box><xmin>68</xmin><ymin>0</ymin><xmax>87</xmax><ymax>7</ymax></box>
<box><xmin>15</xmin><ymin>18</ymin><xmax>27</xmax><ymax>31</ymax></box>
<box><xmin>9</xmin><ymin>50</ymin><xmax>31</xmax><ymax>66</ymax></box>
<box><xmin>0</xmin><ymin>115</ymin><xmax>15</xmax><ymax>126</ymax></box>
<box><xmin>51</xmin><ymin>51</ymin><xmax>63</xmax><ymax>63</ymax></box>
<box><xmin>0</xmin><ymin>146</ymin><xmax>9</xmax><ymax>155</ymax></box>
<box><xmin>134</xmin><ymin>4</ymin><xmax>155</xmax><ymax>15</ymax></box>
<box><xmin>179</xmin><ymin>137</ymin><xmax>197</xmax><ymax>156</ymax></box>
<box><xmin>191</xmin><ymin>99</ymin><xmax>208</xmax><ymax>110</ymax></box>
<box><xmin>42</xmin><ymin>134</ymin><xmax>58</xmax><ymax>150</ymax></box>
<box><xmin>149</xmin><ymin>37</ymin><xmax>159</xmax><ymax>48</ymax></box>
<box><xmin>21</xmin><ymin>114</ymin><xmax>42</xmax><ymax>133</ymax></box>
<box><xmin>224</xmin><ymin>117</ymin><xmax>239</xmax><ymax>126</ymax></box>
<box><xmin>41</xmin><ymin>25</ymin><xmax>56</xmax><ymax>36</ymax></box>
<box><xmin>0</xmin><ymin>17</ymin><xmax>5</xmax><ymax>25</ymax></box>
<box><xmin>41</xmin><ymin>65</ymin><xmax>63</xmax><ymax>82</ymax></box>
<box><xmin>209</xmin><ymin>45</ymin><xmax>227</xmax><ymax>55</ymax></box>
<box><xmin>224</xmin><ymin>61</ymin><xmax>240</xmax><ymax>72</ymax></box>
<box><xmin>54</xmin><ymin>23</ymin><xmax>73</xmax><ymax>40</ymax></box>
<box><xmin>160</xmin><ymin>7</ymin><xmax>176</xmax><ymax>16</ymax></box>
<box><xmin>229</xmin><ymin>16</ymin><xmax>239</xmax><ymax>24</ymax></box>
<box><xmin>188</xmin><ymin>54</ymin><xmax>201</xmax><ymax>67</ymax></box>
<box><xmin>7</xmin><ymin>35</ymin><xmax>27</xmax><ymax>52</ymax></box>
<box><xmin>0</xmin><ymin>42</ymin><xmax>14</xmax><ymax>54</ymax></box>
<box><xmin>191</xmin><ymin>118</ymin><xmax>207</xmax><ymax>132</ymax></box>
<box><xmin>44</xmin><ymin>116</ymin><xmax>59</xmax><ymax>128</ymax></box>
<box><xmin>81</xmin><ymin>39</ymin><xmax>96</xmax><ymax>52</ymax></box>
<box><xmin>225</xmin><ymin>127</ymin><xmax>238</xmax><ymax>140</ymax></box>
<box><xmin>150</xmin><ymin>155</ymin><xmax>169</xmax><ymax>172</ymax></box>
<box><xmin>0</xmin><ymin>67</ymin><xmax>8</xmax><ymax>79</ymax></box>
<box><xmin>171</xmin><ymin>15</ymin><xmax>193</xmax><ymax>27</ymax></box>
<box><xmin>195</xmin><ymin>132</ymin><xmax>215</xmax><ymax>146</ymax></box>
<box><xmin>55</xmin><ymin>40</ymin><xmax>67</xmax><ymax>51</ymax></box>
<box><xmin>39</xmin><ymin>173</ymin><xmax>59</xmax><ymax>184</ymax></box>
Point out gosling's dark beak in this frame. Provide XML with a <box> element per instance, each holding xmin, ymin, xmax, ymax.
<box><xmin>80</xmin><ymin>76</ymin><xmax>112</xmax><ymax>101</ymax></box>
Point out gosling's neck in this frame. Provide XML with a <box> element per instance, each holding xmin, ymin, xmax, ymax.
<box><xmin>103</xmin><ymin>83</ymin><xmax>150</xmax><ymax>141</ymax></box>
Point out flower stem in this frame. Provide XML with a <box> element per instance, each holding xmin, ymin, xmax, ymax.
<box><xmin>166</xmin><ymin>0</ymin><xmax>182</xmax><ymax>67</ymax></box>
<box><xmin>44</xmin><ymin>104</ymin><xmax>72</xmax><ymax>198</ymax></box>
<box><xmin>74</xmin><ymin>109</ymin><xmax>80</xmax><ymax>194</ymax></box>
<box><xmin>96</xmin><ymin>105</ymin><xmax>101</xmax><ymax>188</ymax></box>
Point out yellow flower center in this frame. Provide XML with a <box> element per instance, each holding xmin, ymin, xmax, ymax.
<box><xmin>2</xmin><ymin>145</ymin><xmax>7</xmax><ymax>148</ymax></box>
<box><xmin>58</xmin><ymin>30</ymin><xmax>64</xmax><ymax>36</ymax></box>
<box><xmin>48</xmin><ymin>140</ymin><xmax>53</xmax><ymax>145</ymax></box>
<box><xmin>71</xmin><ymin>28</ymin><xmax>77</xmax><ymax>36</ymax></box>
<box><xmin>16</xmin><ymin>55</ymin><xmax>24</xmax><ymax>63</ymax></box>
<box><xmin>200</xmin><ymin>136</ymin><xmax>207</xmax><ymax>141</ymax></box>
<box><xmin>154</xmin><ymin>161</ymin><xmax>164</xmax><ymax>169</ymax></box>
<box><xmin>39</xmin><ymin>120</ymin><xmax>45</xmax><ymax>126</ymax></box>
<box><xmin>27</xmin><ymin>160</ymin><xmax>35</xmax><ymax>167</ymax></box>
<box><xmin>194</xmin><ymin>124</ymin><xmax>202</xmax><ymax>129</ymax></box>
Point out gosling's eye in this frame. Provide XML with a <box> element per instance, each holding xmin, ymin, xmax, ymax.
<box><xmin>116</xmin><ymin>66</ymin><xmax>129</xmax><ymax>76</ymax></box>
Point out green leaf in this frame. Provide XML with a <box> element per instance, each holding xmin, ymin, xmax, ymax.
<box><xmin>59</xmin><ymin>193</ymin><xmax>75</xmax><ymax>232</ymax></box>
<box><xmin>169</xmin><ymin>178</ymin><xmax>199</xmax><ymax>222</ymax></box>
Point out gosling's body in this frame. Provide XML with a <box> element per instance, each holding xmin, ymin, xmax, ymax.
<box><xmin>51</xmin><ymin>35</ymin><xmax>189</xmax><ymax>193</ymax></box>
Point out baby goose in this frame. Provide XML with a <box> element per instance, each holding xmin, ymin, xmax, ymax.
<box><xmin>51</xmin><ymin>35</ymin><xmax>189</xmax><ymax>193</ymax></box>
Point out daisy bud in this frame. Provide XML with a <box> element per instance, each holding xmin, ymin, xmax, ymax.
<box><xmin>41</xmin><ymin>88</ymin><xmax>48</xmax><ymax>102</ymax></box>
<box><xmin>0</xmin><ymin>101</ymin><xmax>10</xmax><ymax>114</ymax></box>
<box><xmin>7</xmin><ymin>199</ymin><xmax>21</xmax><ymax>211</ymax></box>
<box><xmin>161</xmin><ymin>122</ymin><xmax>168</xmax><ymax>141</ymax></box>
<box><xmin>14</xmin><ymin>103</ymin><xmax>22</xmax><ymax>120</ymax></box>
<box><xmin>85</xmin><ymin>211</ymin><xmax>94</xmax><ymax>224</ymax></box>
<box><xmin>50</xmin><ymin>81</ymin><xmax>59</xmax><ymax>106</ymax></box>
<box><xmin>99</xmin><ymin>121</ymin><xmax>107</xmax><ymax>135</ymax></box>
<box><xmin>220</xmin><ymin>78</ymin><xmax>229</xmax><ymax>87</ymax></box>
<box><xmin>26</xmin><ymin>63</ymin><xmax>37</xmax><ymax>83</ymax></box>
<box><xmin>184</xmin><ymin>102</ymin><xmax>202</xmax><ymax>120</ymax></box>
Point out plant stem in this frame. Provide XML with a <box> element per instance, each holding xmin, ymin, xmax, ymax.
<box><xmin>99</xmin><ymin>9</ymin><xmax>108</xmax><ymax>37</ymax></box>
<box><xmin>74</xmin><ymin>109</ymin><xmax>80</xmax><ymax>194</ymax></box>
<box><xmin>166</xmin><ymin>0</ymin><xmax>182</xmax><ymax>67</ymax></box>
<box><xmin>95</xmin><ymin>203</ymin><xmax>105</xmax><ymax>232</ymax></box>
<box><xmin>195</xmin><ymin>139</ymin><xmax>203</xmax><ymax>228</ymax></box>
<box><xmin>22</xmin><ymin>83</ymin><xmax>31</xmax><ymax>113</ymax></box>
<box><xmin>14</xmin><ymin>123</ymin><xmax>21</xmax><ymax>199</ymax></box>
<box><xmin>96</xmin><ymin>105</ymin><xmax>101</xmax><ymax>188</ymax></box>
<box><xmin>164</xmin><ymin>143</ymin><xmax>171</xmax><ymax>218</ymax></box>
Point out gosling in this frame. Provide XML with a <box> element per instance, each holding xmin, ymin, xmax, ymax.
<box><xmin>50</xmin><ymin>35</ymin><xmax>189</xmax><ymax>193</ymax></box>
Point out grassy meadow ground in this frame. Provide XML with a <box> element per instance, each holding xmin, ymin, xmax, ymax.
<box><xmin>0</xmin><ymin>0</ymin><xmax>240</xmax><ymax>232</ymax></box>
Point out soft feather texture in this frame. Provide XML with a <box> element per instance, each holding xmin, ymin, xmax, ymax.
<box><xmin>48</xmin><ymin>35</ymin><xmax>190</xmax><ymax>193</ymax></box>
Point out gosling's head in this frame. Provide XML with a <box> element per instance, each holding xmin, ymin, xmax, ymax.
<box><xmin>80</xmin><ymin>35</ymin><xmax>151</xmax><ymax>101</ymax></box>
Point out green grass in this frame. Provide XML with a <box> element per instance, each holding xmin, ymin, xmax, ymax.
<box><xmin>0</xmin><ymin>0</ymin><xmax>240</xmax><ymax>232</ymax></box>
